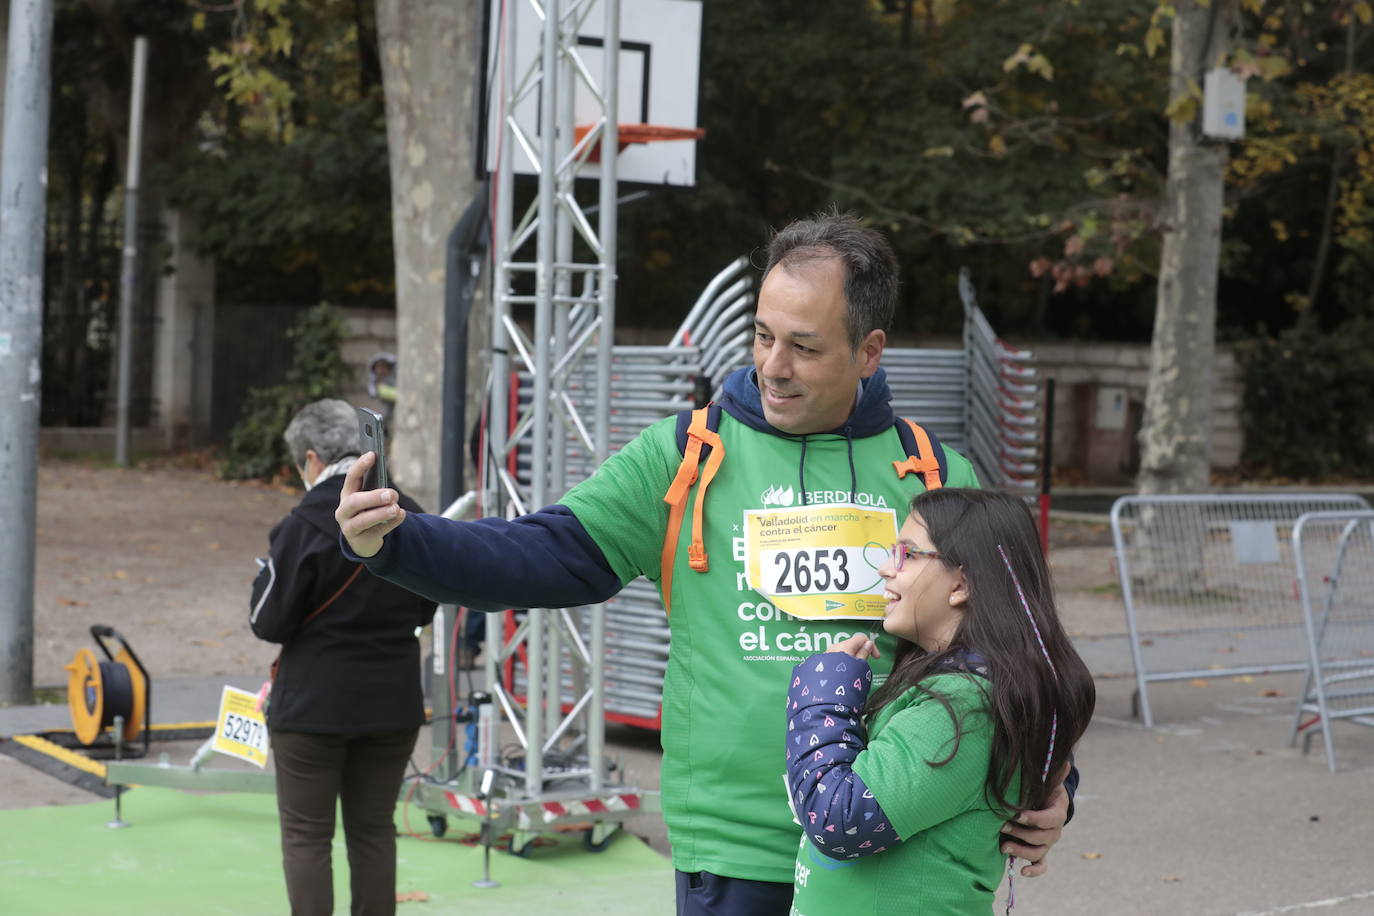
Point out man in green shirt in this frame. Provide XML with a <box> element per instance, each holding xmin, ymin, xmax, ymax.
<box><xmin>336</xmin><ymin>212</ymin><xmax>1072</xmax><ymax>915</ymax></box>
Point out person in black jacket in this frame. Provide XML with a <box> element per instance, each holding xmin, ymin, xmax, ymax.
<box><xmin>250</xmin><ymin>398</ymin><xmax>435</xmax><ymax>916</ymax></box>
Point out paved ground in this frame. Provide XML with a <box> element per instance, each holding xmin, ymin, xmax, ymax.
<box><xmin>5</xmin><ymin>459</ymin><xmax>1374</xmax><ymax>914</ymax></box>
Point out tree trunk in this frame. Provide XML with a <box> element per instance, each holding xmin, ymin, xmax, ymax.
<box><xmin>375</xmin><ymin>0</ymin><xmax>485</xmax><ymax>512</ymax></box>
<box><xmin>1137</xmin><ymin>0</ymin><xmax>1233</xmax><ymax>497</ymax></box>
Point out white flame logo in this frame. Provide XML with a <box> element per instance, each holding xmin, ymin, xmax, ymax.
<box><xmin>760</xmin><ymin>484</ymin><xmax>795</xmax><ymax>508</ymax></box>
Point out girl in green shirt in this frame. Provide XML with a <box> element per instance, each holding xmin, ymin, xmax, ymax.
<box><xmin>784</xmin><ymin>488</ymin><xmax>1095</xmax><ymax>915</ymax></box>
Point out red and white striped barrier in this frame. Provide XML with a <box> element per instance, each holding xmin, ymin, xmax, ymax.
<box><xmin>442</xmin><ymin>790</ymin><xmax>488</xmax><ymax>817</ymax></box>
<box><xmin>538</xmin><ymin>793</ymin><xmax>642</xmax><ymax>823</ymax></box>
<box><xmin>441</xmin><ymin>789</ymin><xmax>644</xmax><ymax>824</ymax></box>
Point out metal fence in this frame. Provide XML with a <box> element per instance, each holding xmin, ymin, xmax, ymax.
<box><xmin>1110</xmin><ymin>494</ymin><xmax>1372</xmax><ymax>727</ymax></box>
<box><xmin>1288</xmin><ymin>510</ymin><xmax>1374</xmax><ymax>772</ymax></box>
<box><xmin>41</xmin><ymin>217</ymin><xmax>159</xmax><ymax>429</ymax></box>
<box><xmin>210</xmin><ymin>303</ymin><xmax>315</xmax><ymax>442</ymax></box>
<box><xmin>960</xmin><ymin>269</ymin><xmax>1040</xmax><ymax>491</ymax></box>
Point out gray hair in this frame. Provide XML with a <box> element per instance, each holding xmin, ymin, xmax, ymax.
<box><xmin>764</xmin><ymin>210</ymin><xmax>899</xmax><ymax>351</ymax></box>
<box><xmin>283</xmin><ymin>399</ymin><xmax>359</xmax><ymax>469</ymax></box>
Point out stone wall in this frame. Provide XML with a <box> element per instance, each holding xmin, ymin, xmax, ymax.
<box><xmin>1029</xmin><ymin>340</ymin><xmax>1242</xmax><ymax>476</ymax></box>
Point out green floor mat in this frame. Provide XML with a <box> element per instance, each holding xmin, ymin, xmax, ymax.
<box><xmin>0</xmin><ymin>787</ymin><xmax>673</xmax><ymax>915</ymax></box>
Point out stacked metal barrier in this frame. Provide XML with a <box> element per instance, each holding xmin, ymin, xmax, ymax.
<box><xmin>1109</xmin><ymin>494</ymin><xmax>1372</xmax><ymax>728</ymax></box>
<box><xmin>959</xmin><ymin>269</ymin><xmax>1040</xmax><ymax>491</ymax></box>
<box><xmin>1288</xmin><ymin>510</ymin><xmax>1374</xmax><ymax>772</ymax></box>
<box><xmin>500</xmin><ymin>262</ymin><xmax>1042</xmax><ymax>728</ymax></box>
<box><xmin>504</xmin><ymin>260</ymin><xmax>752</xmax><ymax>727</ymax></box>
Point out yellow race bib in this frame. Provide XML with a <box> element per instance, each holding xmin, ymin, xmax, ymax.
<box><xmin>744</xmin><ymin>503</ymin><xmax>897</xmax><ymax>620</ymax></box>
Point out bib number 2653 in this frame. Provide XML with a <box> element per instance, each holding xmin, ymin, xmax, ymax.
<box><xmin>767</xmin><ymin>548</ymin><xmax>854</xmax><ymax>594</ymax></box>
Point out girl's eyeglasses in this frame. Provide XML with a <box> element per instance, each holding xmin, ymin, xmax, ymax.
<box><xmin>889</xmin><ymin>543</ymin><xmax>943</xmax><ymax>571</ymax></box>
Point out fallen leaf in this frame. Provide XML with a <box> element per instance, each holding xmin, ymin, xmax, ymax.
<box><xmin>1233</xmin><ymin>675</ymin><xmax>1254</xmax><ymax>683</ymax></box>
<box><xmin>1260</xmin><ymin>689</ymin><xmax>1285</xmax><ymax>698</ymax></box>
<box><xmin>57</xmin><ymin>597</ymin><xmax>89</xmax><ymax>607</ymax></box>
<box><xmin>1082</xmin><ymin>851</ymin><xmax>1102</xmax><ymax>860</ymax></box>
<box><xmin>207</xmin><ymin>542</ymin><xmax>222</xmax><ymax>551</ymax></box>
<box><xmin>396</xmin><ymin>891</ymin><xmax>429</xmax><ymax>903</ymax></box>
<box><xmin>1190</xmin><ymin>679</ymin><xmax>1210</xmax><ymax>687</ymax></box>
<box><xmin>112</xmin><ymin>570</ymin><xmax>128</xmax><ymax>580</ymax></box>
<box><xmin>1161</xmin><ymin>875</ymin><xmax>1182</xmax><ymax>882</ymax></box>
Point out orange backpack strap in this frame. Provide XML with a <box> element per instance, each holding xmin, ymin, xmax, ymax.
<box><xmin>660</xmin><ymin>407</ymin><xmax>724</xmax><ymax>615</ymax></box>
<box><xmin>892</xmin><ymin>417</ymin><xmax>944</xmax><ymax>491</ymax></box>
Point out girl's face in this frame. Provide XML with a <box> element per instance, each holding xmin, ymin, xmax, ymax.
<box><xmin>877</xmin><ymin>511</ymin><xmax>967</xmax><ymax>651</ymax></box>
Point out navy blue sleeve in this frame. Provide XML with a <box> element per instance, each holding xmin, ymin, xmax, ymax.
<box><xmin>341</xmin><ymin>504</ymin><xmax>621</xmax><ymax>611</ymax></box>
<box><xmin>1065</xmin><ymin>759</ymin><xmax>1079</xmax><ymax>823</ymax></box>
<box><xmin>785</xmin><ymin>653</ymin><xmax>902</xmax><ymax>860</ymax></box>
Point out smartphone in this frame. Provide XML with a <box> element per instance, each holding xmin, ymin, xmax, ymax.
<box><xmin>355</xmin><ymin>406</ymin><xmax>389</xmax><ymax>491</ymax></box>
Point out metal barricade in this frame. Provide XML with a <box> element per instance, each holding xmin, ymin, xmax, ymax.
<box><xmin>959</xmin><ymin>268</ymin><xmax>1042</xmax><ymax>491</ymax></box>
<box><xmin>1288</xmin><ymin>510</ymin><xmax>1374</xmax><ymax>772</ymax></box>
<box><xmin>1110</xmin><ymin>494</ymin><xmax>1371</xmax><ymax>727</ymax></box>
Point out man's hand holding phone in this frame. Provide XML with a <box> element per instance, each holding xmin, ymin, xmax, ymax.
<box><xmin>336</xmin><ymin>454</ymin><xmax>405</xmax><ymax>558</ymax></box>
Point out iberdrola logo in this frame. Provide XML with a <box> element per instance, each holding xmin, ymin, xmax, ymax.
<box><xmin>760</xmin><ymin>484</ymin><xmax>795</xmax><ymax>507</ymax></box>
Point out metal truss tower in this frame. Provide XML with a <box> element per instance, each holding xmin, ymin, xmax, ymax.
<box><xmin>484</xmin><ymin>0</ymin><xmax>620</xmax><ymax>810</ymax></box>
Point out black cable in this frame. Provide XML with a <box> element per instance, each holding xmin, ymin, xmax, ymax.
<box><xmin>97</xmin><ymin>661</ymin><xmax>134</xmax><ymax>728</ymax></box>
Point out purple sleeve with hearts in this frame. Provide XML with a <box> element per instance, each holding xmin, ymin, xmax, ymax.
<box><xmin>784</xmin><ymin>651</ymin><xmax>902</xmax><ymax>861</ymax></box>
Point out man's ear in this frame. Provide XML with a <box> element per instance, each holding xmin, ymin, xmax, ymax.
<box><xmin>857</xmin><ymin>328</ymin><xmax>885</xmax><ymax>378</ymax></box>
<box><xmin>949</xmin><ymin>569</ymin><xmax>970</xmax><ymax>609</ymax></box>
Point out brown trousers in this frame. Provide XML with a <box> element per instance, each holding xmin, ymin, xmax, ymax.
<box><xmin>270</xmin><ymin>728</ymin><xmax>418</xmax><ymax>916</ymax></box>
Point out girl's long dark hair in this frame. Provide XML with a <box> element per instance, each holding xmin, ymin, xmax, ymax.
<box><xmin>865</xmin><ymin>488</ymin><xmax>1095</xmax><ymax>813</ymax></box>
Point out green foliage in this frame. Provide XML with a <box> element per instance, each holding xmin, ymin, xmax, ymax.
<box><xmin>156</xmin><ymin>0</ymin><xmax>393</xmax><ymax>308</ymax></box>
<box><xmin>220</xmin><ymin>304</ymin><xmax>351</xmax><ymax>481</ymax></box>
<box><xmin>156</xmin><ymin>94</ymin><xmax>393</xmax><ymax>305</ymax></box>
<box><xmin>142</xmin><ymin>0</ymin><xmax>1374</xmax><ymax>346</ymax></box>
<box><xmin>617</xmin><ymin>0</ymin><xmax>1175</xmax><ymax>340</ymax></box>
<box><xmin>1239</xmin><ymin>318</ymin><xmax>1374</xmax><ymax>480</ymax></box>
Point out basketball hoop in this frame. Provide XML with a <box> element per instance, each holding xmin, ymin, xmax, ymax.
<box><xmin>573</xmin><ymin>123</ymin><xmax>707</xmax><ymax>164</ymax></box>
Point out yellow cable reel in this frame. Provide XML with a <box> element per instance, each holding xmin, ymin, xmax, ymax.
<box><xmin>64</xmin><ymin>626</ymin><xmax>150</xmax><ymax>751</ymax></box>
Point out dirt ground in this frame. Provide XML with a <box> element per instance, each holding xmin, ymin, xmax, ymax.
<box><xmin>31</xmin><ymin>457</ymin><xmax>300</xmax><ymax>689</ymax></box>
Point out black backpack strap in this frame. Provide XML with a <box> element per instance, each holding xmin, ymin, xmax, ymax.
<box><xmin>675</xmin><ymin>403</ymin><xmax>723</xmax><ymax>456</ymax></box>
<box><xmin>893</xmin><ymin>417</ymin><xmax>948</xmax><ymax>488</ymax></box>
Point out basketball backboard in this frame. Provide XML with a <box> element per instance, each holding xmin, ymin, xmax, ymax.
<box><xmin>483</xmin><ymin>0</ymin><xmax>704</xmax><ymax>187</ymax></box>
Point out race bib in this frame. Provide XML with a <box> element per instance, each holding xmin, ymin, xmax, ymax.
<box><xmin>744</xmin><ymin>503</ymin><xmax>897</xmax><ymax>620</ymax></box>
<box><xmin>212</xmin><ymin>685</ymin><xmax>271</xmax><ymax>768</ymax></box>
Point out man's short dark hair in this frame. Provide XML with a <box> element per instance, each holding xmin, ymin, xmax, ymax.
<box><xmin>763</xmin><ymin>210</ymin><xmax>899</xmax><ymax>350</ymax></box>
